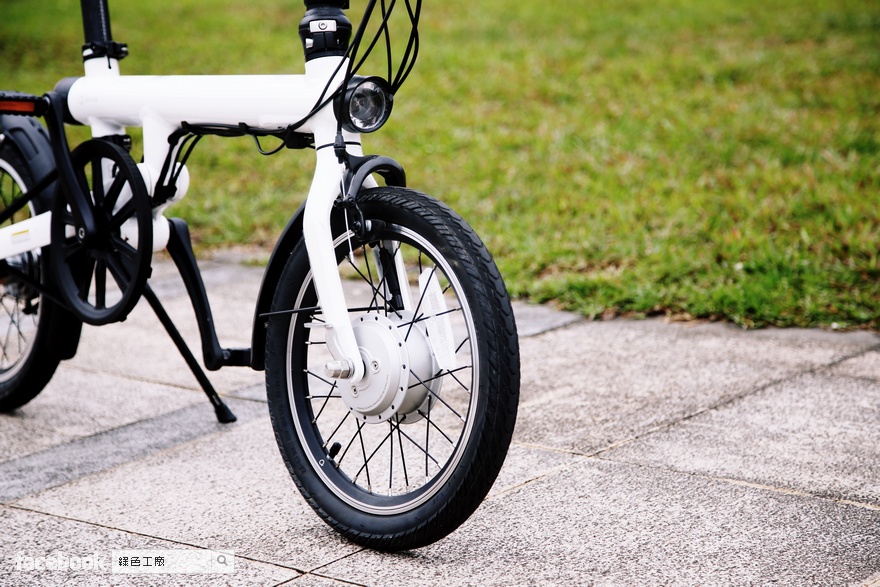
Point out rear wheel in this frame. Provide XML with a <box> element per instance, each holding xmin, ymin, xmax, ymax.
<box><xmin>0</xmin><ymin>142</ymin><xmax>80</xmax><ymax>411</ymax></box>
<box><xmin>266</xmin><ymin>187</ymin><xmax>519</xmax><ymax>551</ymax></box>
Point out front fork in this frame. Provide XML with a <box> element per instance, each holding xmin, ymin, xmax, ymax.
<box><xmin>302</xmin><ymin>112</ymin><xmax>378</xmax><ymax>384</ymax></box>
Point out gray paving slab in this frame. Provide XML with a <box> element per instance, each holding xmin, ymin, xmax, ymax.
<box><xmin>510</xmin><ymin>301</ymin><xmax>582</xmax><ymax>337</ymax></box>
<box><xmin>13</xmin><ymin>416</ymin><xmax>364</xmax><ymax>572</ymax></box>
<box><xmin>0</xmin><ymin>505</ymin><xmax>298</xmax><ymax>586</ymax></box>
<box><xmin>828</xmin><ymin>349</ymin><xmax>880</xmax><ymax>382</ymax></box>
<box><xmin>0</xmin><ymin>368</ymin><xmax>203</xmax><ymax>463</ymax></box>
<box><xmin>314</xmin><ymin>458</ymin><xmax>880</xmax><ymax>587</ymax></box>
<box><xmin>514</xmin><ymin>319</ymin><xmax>876</xmax><ymax>455</ymax></box>
<box><xmin>487</xmin><ymin>443</ymin><xmax>584</xmax><ymax>499</ymax></box>
<box><xmin>603</xmin><ymin>371</ymin><xmax>880</xmax><ymax>506</ymax></box>
<box><xmin>281</xmin><ymin>575</ymin><xmax>365</xmax><ymax>586</ymax></box>
<box><xmin>0</xmin><ymin>398</ymin><xmax>267</xmax><ymax>503</ymax></box>
<box><xmin>70</xmin><ymin>293</ymin><xmax>264</xmax><ymax>394</ymax></box>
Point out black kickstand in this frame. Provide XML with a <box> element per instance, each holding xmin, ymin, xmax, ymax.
<box><xmin>142</xmin><ymin>284</ymin><xmax>237</xmax><ymax>423</ymax></box>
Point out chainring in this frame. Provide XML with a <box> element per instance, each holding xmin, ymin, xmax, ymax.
<box><xmin>50</xmin><ymin>139</ymin><xmax>152</xmax><ymax>325</ymax></box>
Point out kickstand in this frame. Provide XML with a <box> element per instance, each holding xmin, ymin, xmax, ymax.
<box><xmin>142</xmin><ymin>284</ymin><xmax>237</xmax><ymax>423</ymax></box>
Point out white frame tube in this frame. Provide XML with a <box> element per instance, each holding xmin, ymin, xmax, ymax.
<box><xmin>0</xmin><ymin>55</ymin><xmax>371</xmax><ymax>381</ymax></box>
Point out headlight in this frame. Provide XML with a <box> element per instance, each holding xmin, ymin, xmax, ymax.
<box><xmin>336</xmin><ymin>75</ymin><xmax>393</xmax><ymax>133</ymax></box>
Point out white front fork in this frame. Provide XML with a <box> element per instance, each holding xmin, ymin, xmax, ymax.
<box><xmin>302</xmin><ymin>110</ymin><xmax>377</xmax><ymax>385</ymax></box>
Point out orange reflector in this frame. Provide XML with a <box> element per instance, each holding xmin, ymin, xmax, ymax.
<box><xmin>0</xmin><ymin>100</ymin><xmax>37</xmax><ymax>114</ymax></box>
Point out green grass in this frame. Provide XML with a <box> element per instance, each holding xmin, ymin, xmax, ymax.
<box><xmin>2</xmin><ymin>0</ymin><xmax>879</xmax><ymax>329</ymax></box>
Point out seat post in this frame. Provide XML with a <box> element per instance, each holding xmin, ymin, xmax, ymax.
<box><xmin>80</xmin><ymin>0</ymin><xmax>128</xmax><ymax>63</ymax></box>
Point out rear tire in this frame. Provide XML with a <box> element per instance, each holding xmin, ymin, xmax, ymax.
<box><xmin>265</xmin><ymin>187</ymin><xmax>520</xmax><ymax>551</ymax></box>
<box><xmin>0</xmin><ymin>141</ymin><xmax>81</xmax><ymax>411</ymax></box>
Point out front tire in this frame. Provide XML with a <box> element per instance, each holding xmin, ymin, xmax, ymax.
<box><xmin>265</xmin><ymin>187</ymin><xmax>520</xmax><ymax>550</ymax></box>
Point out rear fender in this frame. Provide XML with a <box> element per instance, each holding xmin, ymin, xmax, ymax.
<box><xmin>0</xmin><ymin>114</ymin><xmax>83</xmax><ymax>360</ymax></box>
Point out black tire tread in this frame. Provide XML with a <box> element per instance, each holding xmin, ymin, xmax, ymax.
<box><xmin>0</xmin><ymin>143</ymin><xmax>67</xmax><ymax>411</ymax></box>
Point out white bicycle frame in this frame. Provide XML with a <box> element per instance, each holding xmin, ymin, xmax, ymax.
<box><xmin>0</xmin><ymin>42</ymin><xmax>376</xmax><ymax>382</ymax></box>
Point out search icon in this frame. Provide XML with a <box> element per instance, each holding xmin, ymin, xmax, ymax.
<box><xmin>217</xmin><ymin>554</ymin><xmax>228</xmax><ymax>566</ymax></box>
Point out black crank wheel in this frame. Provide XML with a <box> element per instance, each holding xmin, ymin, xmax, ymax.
<box><xmin>51</xmin><ymin>139</ymin><xmax>152</xmax><ymax>325</ymax></box>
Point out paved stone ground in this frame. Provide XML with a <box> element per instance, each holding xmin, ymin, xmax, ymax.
<box><xmin>1</xmin><ymin>257</ymin><xmax>878</xmax><ymax>586</ymax></box>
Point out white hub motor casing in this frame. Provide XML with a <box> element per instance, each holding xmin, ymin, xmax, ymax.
<box><xmin>339</xmin><ymin>312</ymin><xmax>441</xmax><ymax>424</ymax></box>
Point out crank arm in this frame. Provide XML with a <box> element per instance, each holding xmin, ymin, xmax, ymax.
<box><xmin>43</xmin><ymin>91</ymin><xmax>100</xmax><ymax>242</ymax></box>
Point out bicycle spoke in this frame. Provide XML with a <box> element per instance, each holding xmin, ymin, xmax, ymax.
<box><xmin>424</xmin><ymin>395</ymin><xmax>431</xmax><ymax>477</ymax></box>
<box><xmin>305</xmin><ymin>367</ymin><xmax>338</xmax><ymax>389</ymax></box>
<box><xmin>334</xmin><ymin>420</ymin><xmax>362</xmax><ymax>469</ymax></box>
<box><xmin>0</xmin><ymin>299</ymin><xmax>15</xmax><ymax>367</ymax></box>
<box><xmin>346</xmin><ymin>250</ymin><xmax>394</xmax><ymax>315</ymax></box>
<box><xmin>94</xmin><ymin>259</ymin><xmax>107</xmax><ymax>309</ymax></box>
<box><xmin>397</xmin><ymin>306</ymin><xmax>462</xmax><ymax>332</ymax></box>
<box><xmin>110</xmin><ymin>234</ymin><xmax>140</xmax><ymax>268</ymax></box>
<box><xmin>411</xmin><ymin>369</ymin><xmax>465</xmax><ymax>420</ymax></box>
<box><xmin>3</xmin><ymin>303</ymin><xmax>27</xmax><ymax>366</ymax></box>
<box><xmin>395</xmin><ymin>418</ymin><xmax>410</xmax><ymax>488</ymax></box>
<box><xmin>106</xmin><ymin>255</ymin><xmax>132</xmax><ymax>293</ymax></box>
<box><xmin>408</xmin><ymin>364</ymin><xmax>471</xmax><ymax>390</ymax></box>
<box><xmin>354</xmin><ymin>420</ymin><xmax>372</xmax><ymax>489</ymax></box>
<box><xmin>323</xmin><ymin>410</ymin><xmax>352</xmax><ymax>450</ymax></box>
<box><xmin>0</xmin><ymin>163</ymin><xmax>43</xmax><ymax>376</ymax></box>
<box><xmin>1</xmin><ymin>324</ymin><xmax>11</xmax><ymax>367</ymax></box>
<box><xmin>64</xmin><ymin>240</ymin><xmax>85</xmax><ymax>260</ymax></box>
<box><xmin>391</xmin><ymin>421</ymin><xmax>442</xmax><ymax>471</ymax></box>
<box><xmin>103</xmin><ymin>174</ymin><xmax>127</xmax><ymax>212</ymax></box>
<box><xmin>354</xmin><ymin>426</ymin><xmax>394</xmax><ymax>490</ymax></box>
<box><xmin>77</xmin><ymin>256</ymin><xmax>97</xmax><ymax>300</ymax></box>
<box><xmin>110</xmin><ymin>199</ymin><xmax>137</xmax><ymax>228</ymax></box>
<box><xmin>305</xmin><ymin>371</ymin><xmax>338</xmax><ymax>422</ymax></box>
<box><xmin>388</xmin><ymin>421</ymin><xmax>394</xmax><ymax>493</ymax></box>
<box><xmin>417</xmin><ymin>405</ymin><xmax>456</xmax><ymax>445</ymax></box>
<box><xmin>360</xmin><ymin>243</ymin><xmax>379</xmax><ymax>314</ymax></box>
<box><xmin>91</xmin><ymin>160</ymin><xmax>105</xmax><ymax>207</ymax></box>
<box><xmin>404</xmin><ymin>265</ymin><xmax>437</xmax><ymax>341</ymax></box>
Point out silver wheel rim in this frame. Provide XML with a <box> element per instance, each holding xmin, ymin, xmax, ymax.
<box><xmin>285</xmin><ymin>225</ymin><xmax>480</xmax><ymax>515</ymax></box>
<box><xmin>0</xmin><ymin>158</ymin><xmax>40</xmax><ymax>383</ymax></box>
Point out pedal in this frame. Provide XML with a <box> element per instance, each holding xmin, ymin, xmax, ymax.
<box><xmin>0</xmin><ymin>92</ymin><xmax>48</xmax><ymax>117</ymax></box>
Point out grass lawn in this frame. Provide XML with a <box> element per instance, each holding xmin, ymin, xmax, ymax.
<box><xmin>1</xmin><ymin>0</ymin><xmax>878</xmax><ymax>329</ymax></box>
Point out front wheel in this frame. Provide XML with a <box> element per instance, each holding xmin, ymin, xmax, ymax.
<box><xmin>265</xmin><ymin>187</ymin><xmax>520</xmax><ymax>551</ymax></box>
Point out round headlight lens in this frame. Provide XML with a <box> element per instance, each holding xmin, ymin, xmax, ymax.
<box><xmin>337</xmin><ymin>76</ymin><xmax>393</xmax><ymax>133</ymax></box>
<box><xmin>350</xmin><ymin>81</ymin><xmax>387</xmax><ymax>130</ymax></box>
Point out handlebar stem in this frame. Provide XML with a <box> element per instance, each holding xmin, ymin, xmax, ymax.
<box><xmin>299</xmin><ymin>6</ymin><xmax>352</xmax><ymax>61</ymax></box>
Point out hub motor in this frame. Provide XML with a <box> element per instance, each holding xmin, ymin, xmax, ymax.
<box><xmin>338</xmin><ymin>311</ymin><xmax>439</xmax><ymax>424</ymax></box>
